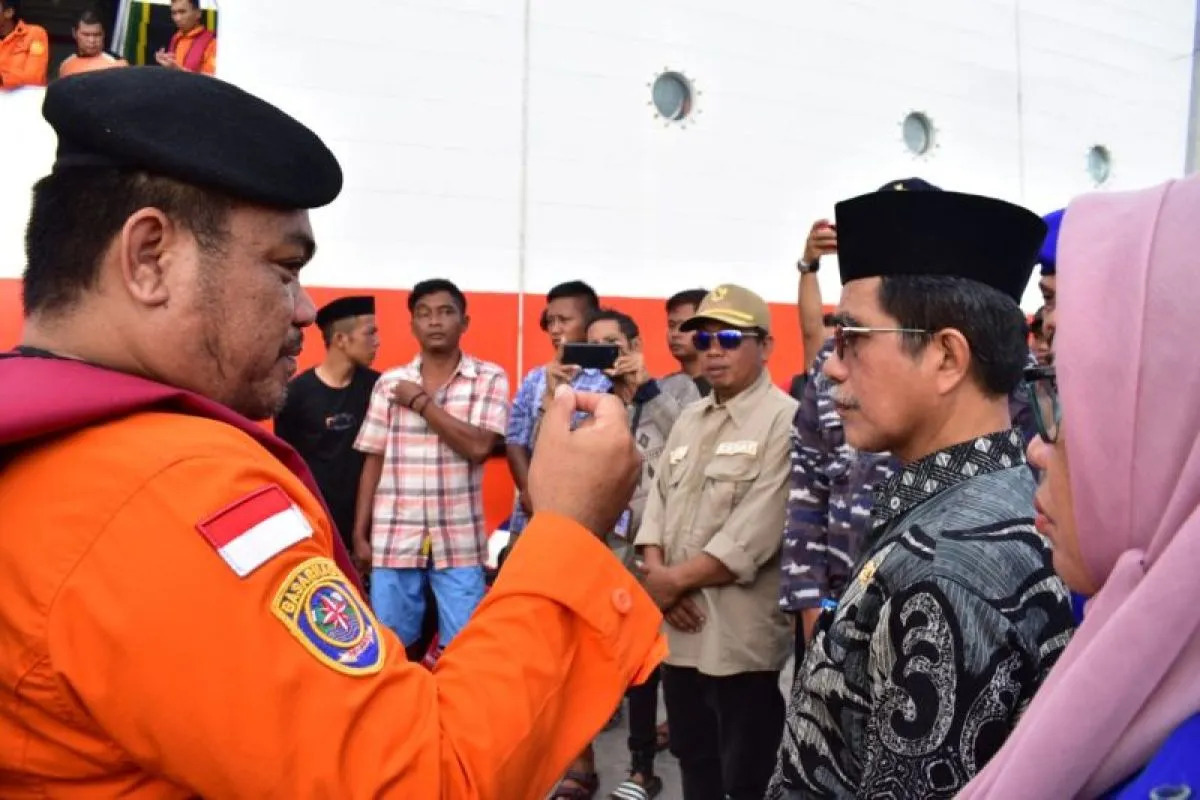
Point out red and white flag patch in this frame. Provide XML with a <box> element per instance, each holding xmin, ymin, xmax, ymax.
<box><xmin>196</xmin><ymin>484</ymin><xmax>312</xmax><ymax>577</ymax></box>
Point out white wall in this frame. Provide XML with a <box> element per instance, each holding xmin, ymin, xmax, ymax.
<box><xmin>2</xmin><ymin>0</ymin><xmax>1195</xmax><ymax>312</ymax></box>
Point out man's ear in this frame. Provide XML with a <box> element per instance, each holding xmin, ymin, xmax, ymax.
<box><xmin>117</xmin><ymin>208</ymin><xmax>177</xmax><ymax>308</ymax></box>
<box><xmin>631</xmin><ymin>336</ymin><xmax>643</xmax><ymax>353</ymax></box>
<box><xmin>931</xmin><ymin>328</ymin><xmax>973</xmax><ymax>395</ymax></box>
<box><xmin>460</xmin><ymin>314</ymin><xmax>471</xmax><ymax>335</ymax></box>
<box><xmin>761</xmin><ymin>333</ymin><xmax>776</xmax><ymax>361</ymax></box>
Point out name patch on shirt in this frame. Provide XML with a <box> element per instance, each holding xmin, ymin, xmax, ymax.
<box><xmin>270</xmin><ymin>557</ymin><xmax>385</xmax><ymax>677</ymax></box>
<box><xmin>669</xmin><ymin>446</ymin><xmax>689</xmax><ymax>465</ymax></box>
<box><xmin>715</xmin><ymin>440</ymin><xmax>758</xmax><ymax>457</ymax></box>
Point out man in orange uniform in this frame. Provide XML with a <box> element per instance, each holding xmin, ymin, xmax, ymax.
<box><xmin>0</xmin><ymin>0</ymin><xmax>48</xmax><ymax>89</ymax></box>
<box><xmin>58</xmin><ymin>9</ymin><xmax>128</xmax><ymax>78</ymax></box>
<box><xmin>155</xmin><ymin>0</ymin><xmax>215</xmax><ymax>75</ymax></box>
<box><xmin>0</xmin><ymin>66</ymin><xmax>665</xmax><ymax>799</ymax></box>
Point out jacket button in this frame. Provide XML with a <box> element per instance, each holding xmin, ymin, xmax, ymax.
<box><xmin>611</xmin><ymin>588</ymin><xmax>633</xmax><ymax>614</ymax></box>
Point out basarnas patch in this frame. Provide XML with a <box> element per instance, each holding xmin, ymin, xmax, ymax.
<box><xmin>271</xmin><ymin>557</ymin><xmax>385</xmax><ymax>676</ymax></box>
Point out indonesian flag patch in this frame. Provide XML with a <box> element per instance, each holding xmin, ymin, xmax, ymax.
<box><xmin>196</xmin><ymin>484</ymin><xmax>313</xmax><ymax>577</ymax></box>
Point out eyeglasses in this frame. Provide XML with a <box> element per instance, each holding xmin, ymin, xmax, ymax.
<box><xmin>692</xmin><ymin>329</ymin><xmax>761</xmax><ymax>351</ymax></box>
<box><xmin>833</xmin><ymin>325</ymin><xmax>930</xmax><ymax>360</ymax></box>
<box><xmin>1023</xmin><ymin>365</ymin><xmax>1060</xmax><ymax>443</ymax></box>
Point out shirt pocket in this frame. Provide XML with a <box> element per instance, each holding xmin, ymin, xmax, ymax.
<box><xmin>689</xmin><ymin>455</ymin><xmax>761</xmax><ymax>547</ymax></box>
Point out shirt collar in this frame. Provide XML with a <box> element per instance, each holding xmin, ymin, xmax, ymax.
<box><xmin>700</xmin><ymin>368</ymin><xmax>771</xmax><ymax>427</ymax></box>
<box><xmin>406</xmin><ymin>352</ymin><xmax>477</xmax><ymax>380</ymax></box>
<box><xmin>870</xmin><ymin>428</ymin><xmax>1028</xmax><ymax>532</ymax></box>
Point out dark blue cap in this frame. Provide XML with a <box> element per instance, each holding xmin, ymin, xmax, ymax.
<box><xmin>1038</xmin><ymin>209</ymin><xmax>1065</xmax><ymax>275</ymax></box>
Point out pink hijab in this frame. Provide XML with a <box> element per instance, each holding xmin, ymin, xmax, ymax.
<box><xmin>960</xmin><ymin>172</ymin><xmax>1200</xmax><ymax>798</ymax></box>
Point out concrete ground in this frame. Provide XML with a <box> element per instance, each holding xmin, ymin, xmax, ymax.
<box><xmin>559</xmin><ymin>658</ymin><xmax>795</xmax><ymax>800</ymax></box>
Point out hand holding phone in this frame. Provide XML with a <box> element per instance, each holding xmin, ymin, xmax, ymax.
<box><xmin>560</xmin><ymin>343</ymin><xmax>619</xmax><ymax>371</ymax></box>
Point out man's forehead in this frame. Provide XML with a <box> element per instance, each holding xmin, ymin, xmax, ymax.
<box><xmin>415</xmin><ymin>291</ymin><xmax>457</xmax><ymax>308</ymax></box>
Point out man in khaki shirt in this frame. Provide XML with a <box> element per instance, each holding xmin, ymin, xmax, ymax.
<box><xmin>636</xmin><ymin>284</ymin><xmax>797</xmax><ymax>800</ymax></box>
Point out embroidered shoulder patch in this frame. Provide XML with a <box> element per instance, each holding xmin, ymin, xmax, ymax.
<box><xmin>271</xmin><ymin>558</ymin><xmax>385</xmax><ymax>676</ymax></box>
<box><xmin>715</xmin><ymin>440</ymin><xmax>758</xmax><ymax>457</ymax></box>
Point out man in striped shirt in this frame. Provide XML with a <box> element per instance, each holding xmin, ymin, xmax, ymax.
<box><xmin>352</xmin><ymin>279</ymin><xmax>509</xmax><ymax>658</ymax></box>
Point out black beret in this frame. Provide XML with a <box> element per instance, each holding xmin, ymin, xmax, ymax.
<box><xmin>42</xmin><ymin>67</ymin><xmax>342</xmax><ymax>210</ymax></box>
<box><xmin>316</xmin><ymin>296</ymin><xmax>375</xmax><ymax>329</ymax></box>
<box><xmin>834</xmin><ymin>189</ymin><xmax>1046</xmax><ymax>303</ymax></box>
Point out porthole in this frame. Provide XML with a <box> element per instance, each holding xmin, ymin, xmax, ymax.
<box><xmin>1087</xmin><ymin>145</ymin><xmax>1112</xmax><ymax>185</ymax></box>
<box><xmin>651</xmin><ymin>71</ymin><xmax>694</xmax><ymax>122</ymax></box>
<box><xmin>901</xmin><ymin>111</ymin><xmax>936</xmax><ymax>156</ymax></box>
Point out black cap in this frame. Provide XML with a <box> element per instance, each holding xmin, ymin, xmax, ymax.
<box><xmin>316</xmin><ymin>296</ymin><xmax>375</xmax><ymax>329</ymax></box>
<box><xmin>42</xmin><ymin>67</ymin><xmax>343</xmax><ymax>210</ymax></box>
<box><xmin>876</xmin><ymin>177</ymin><xmax>941</xmax><ymax>192</ymax></box>
<box><xmin>834</xmin><ymin>189</ymin><xmax>1046</xmax><ymax>303</ymax></box>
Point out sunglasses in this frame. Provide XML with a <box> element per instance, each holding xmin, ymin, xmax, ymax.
<box><xmin>692</xmin><ymin>329</ymin><xmax>761</xmax><ymax>351</ymax></box>
<box><xmin>833</xmin><ymin>325</ymin><xmax>930</xmax><ymax>360</ymax></box>
<box><xmin>1022</xmin><ymin>365</ymin><xmax>1060</xmax><ymax>443</ymax></box>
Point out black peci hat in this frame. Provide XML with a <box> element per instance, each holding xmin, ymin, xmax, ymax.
<box><xmin>315</xmin><ymin>296</ymin><xmax>375</xmax><ymax>329</ymax></box>
<box><xmin>833</xmin><ymin>188</ymin><xmax>1046</xmax><ymax>303</ymax></box>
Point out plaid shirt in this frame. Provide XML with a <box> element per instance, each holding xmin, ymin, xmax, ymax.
<box><xmin>354</xmin><ymin>353</ymin><xmax>510</xmax><ymax>569</ymax></box>
<box><xmin>505</xmin><ymin>365</ymin><xmax>611</xmax><ymax>534</ymax></box>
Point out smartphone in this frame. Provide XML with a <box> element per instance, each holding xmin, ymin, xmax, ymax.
<box><xmin>561</xmin><ymin>343</ymin><xmax>619</xmax><ymax>370</ymax></box>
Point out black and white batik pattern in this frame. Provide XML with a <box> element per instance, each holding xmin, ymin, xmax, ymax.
<box><xmin>767</xmin><ymin>430</ymin><xmax>1076</xmax><ymax>800</ymax></box>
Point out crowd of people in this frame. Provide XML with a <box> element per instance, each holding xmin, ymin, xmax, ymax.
<box><xmin>0</xmin><ymin>0</ymin><xmax>215</xmax><ymax>89</ymax></box>
<box><xmin>1</xmin><ymin>60</ymin><xmax>1199</xmax><ymax>800</ymax></box>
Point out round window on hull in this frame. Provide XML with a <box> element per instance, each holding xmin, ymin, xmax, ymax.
<box><xmin>901</xmin><ymin>111</ymin><xmax>936</xmax><ymax>156</ymax></box>
<box><xmin>1087</xmin><ymin>145</ymin><xmax>1113</xmax><ymax>185</ymax></box>
<box><xmin>650</xmin><ymin>71</ymin><xmax>695</xmax><ymax>123</ymax></box>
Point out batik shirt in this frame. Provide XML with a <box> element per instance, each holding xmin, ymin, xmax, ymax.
<box><xmin>779</xmin><ymin>342</ymin><xmax>1041</xmax><ymax>614</ymax></box>
<box><xmin>767</xmin><ymin>429</ymin><xmax>1075</xmax><ymax>799</ymax></box>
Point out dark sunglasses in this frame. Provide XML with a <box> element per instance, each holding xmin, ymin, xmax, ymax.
<box><xmin>692</xmin><ymin>329</ymin><xmax>761</xmax><ymax>351</ymax></box>
<box><xmin>1022</xmin><ymin>365</ymin><xmax>1060</xmax><ymax>443</ymax></box>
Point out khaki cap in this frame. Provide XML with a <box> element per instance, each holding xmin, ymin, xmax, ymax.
<box><xmin>680</xmin><ymin>284</ymin><xmax>772</xmax><ymax>333</ymax></box>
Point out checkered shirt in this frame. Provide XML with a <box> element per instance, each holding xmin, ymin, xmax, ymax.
<box><xmin>354</xmin><ymin>354</ymin><xmax>510</xmax><ymax>569</ymax></box>
<box><xmin>504</xmin><ymin>364</ymin><xmax>612</xmax><ymax>534</ymax></box>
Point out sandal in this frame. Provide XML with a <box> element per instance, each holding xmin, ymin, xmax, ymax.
<box><xmin>610</xmin><ymin>773</ymin><xmax>663</xmax><ymax>800</ymax></box>
<box><xmin>655</xmin><ymin>721</ymin><xmax>669</xmax><ymax>752</ymax></box>
<box><xmin>551</xmin><ymin>769</ymin><xmax>599</xmax><ymax>799</ymax></box>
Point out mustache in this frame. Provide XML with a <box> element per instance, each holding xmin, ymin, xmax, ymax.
<box><xmin>280</xmin><ymin>333</ymin><xmax>304</xmax><ymax>358</ymax></box>
<box><xmin>829</xmin><ymin>388</ymin><xmax>860</xmax><ymax>410</ymax></box>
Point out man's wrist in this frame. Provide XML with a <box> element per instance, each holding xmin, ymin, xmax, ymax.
<box><xmin>798</xmin><ymin>256</ymin><xmax>820</xmax><ymax>274</ymax></box>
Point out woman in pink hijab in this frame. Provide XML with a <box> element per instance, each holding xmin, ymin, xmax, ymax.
<box><xmin>959</xmin><ymin>173</ymin><xmax>1200</xmax><ymax>798</ymax></box>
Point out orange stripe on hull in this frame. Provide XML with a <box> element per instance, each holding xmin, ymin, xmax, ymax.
<box><xmin>0</xmin><ymin>279</ymin><xmax>810</xmax><ymax>531</ymax></box>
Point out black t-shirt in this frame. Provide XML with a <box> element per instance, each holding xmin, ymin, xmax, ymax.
<box><xmin>273</xmin><ymin>365</ymin><xmax>380</xmax><ymax>544</ymax></box>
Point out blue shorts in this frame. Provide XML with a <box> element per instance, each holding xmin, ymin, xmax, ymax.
<box><xmin>370</xmin><ymin>566</ymin><xmax>485</xmax><ymax>646</ymax></box>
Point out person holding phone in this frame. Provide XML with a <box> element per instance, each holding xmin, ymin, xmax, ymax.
<box><xmin>549</xmin><ymin>309</ymin><xmax>700</xmax><ymax>800</ymax></box>
<box><xmin>505</xmin><ymin>281</ymin><xmax>611</xmax><ymax>543</ymax></box>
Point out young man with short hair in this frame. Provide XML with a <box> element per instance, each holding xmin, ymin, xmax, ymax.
<box><xmin>353</xmin><ymin>279</ymin><xmax>509</xmax><ymax>660</ymax></box>
<box><xmin>155</xmin><ymin>0</ymin><xmax>216</xmax><ymax>75</ymax></box>
<box><xmin>58</xmin><ymin>9</ymin><xmax>128</xmax><ymax>77</ymax></box>
<box><xmin>274</xmin><ymin>295</ymin><xmax>379</xmax><ymax>551</ymax></box>
<box><xmin>505</xmin><ymin>281</ymin><xmax>610</xmax><ymax>539</ymax></box>
<box><xmin>665</xmin><ymin>288</ymin><xmax>712</xmax><ymax>398</ymax></box>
